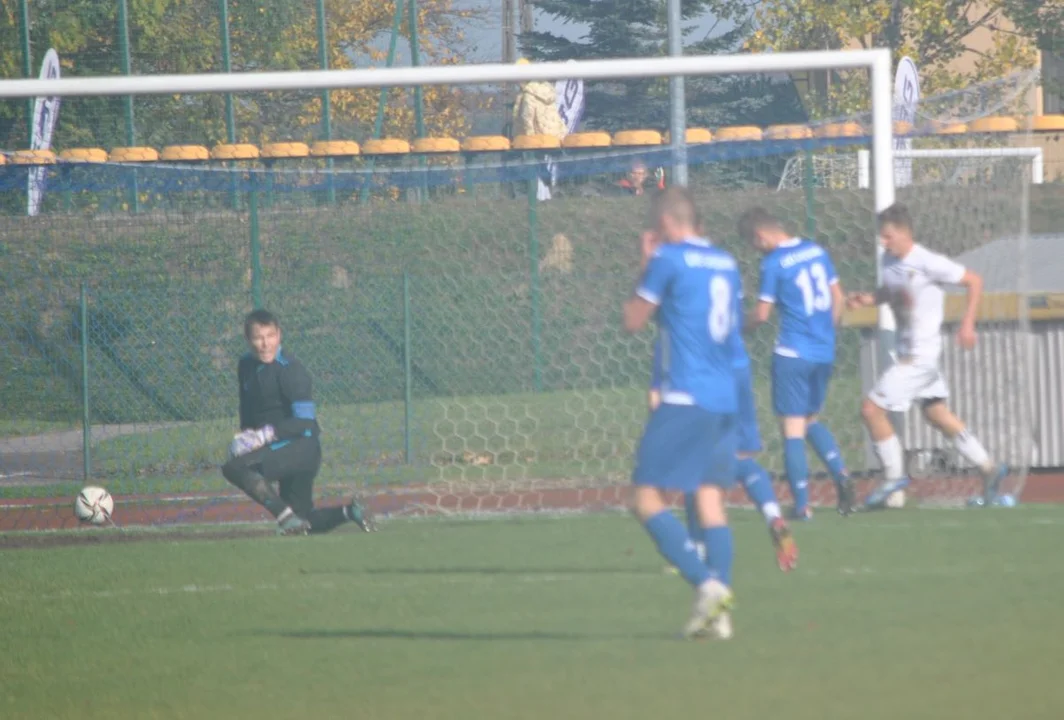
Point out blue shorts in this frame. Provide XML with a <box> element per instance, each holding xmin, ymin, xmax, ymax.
<box><xmin>734</xmin><ymin>365</ymin><xmax>762</xmax><ymax>454</ymax></box>
<box><xmin>632</xmin><ymin>405</ymin><xmax>737</xmax><ymax>492</ymax></box>
<box><xmin>772</xmin><ymin>355</ymin><xmax>833</xmax><ymax>417</ymax></box>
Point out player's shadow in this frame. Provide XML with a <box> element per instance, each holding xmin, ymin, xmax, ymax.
<box><xmin>250</xmin><ymin>628</ymin><xmax>661</xmax><ymax>642</ymax></box>
<box><xmin>300</xmin><ymin>566</ymin><xmax>654</xmax><ymax>577</ymax></box>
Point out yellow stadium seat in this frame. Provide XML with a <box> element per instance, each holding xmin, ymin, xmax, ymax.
<box><xmin>613</xmin><ymin>130</ymin><xmax>663</xmax><ymax>146</ymax></box>
<box><xmin>714</xmin><ymin>126</ymin><xmax>762</xmax><ymax>142</ymax></box>
<box><xmin>968</xmin><ymin>117</ymin><xmax>1018</xmax><ymax>133</ymax></box>
<box><xmin>562</xmin><ymin>132</ymin><xmax>611</xmax><ymax>148</ymax></box>
<box><xmin>309</xmin><ymin>140</ymin><xmax>361</xmax><ymax>157</ymax></box>
<box><xmin>160</xmin><ymin>145</ymin><xmax>210</xmax><ymax>162</ymax></box>
<box><xmin>363</xmin><ymin>138</ymin><xmax>411</xmax><ymax>155</ymax></box>
<box><xmin>59</xmin><ymin>148</ymin><xmax>108</xmax><ymax>163</ymax></box>
<box><xmin>109</xmin><ymin>147</ymin><xmax>159</xmax><ymax>162</ymax></box>
<box><xmin>412</xmin><ymin>137</ymin><xmax>462</xmax><ymax>153</ymax></box>
<box><xmin>12</xmin><ymin>149</ymin><xmax>57</xmax><ymax>164</ymax></box>
<box><xmin>814</xmin><ymin>122</ymin><xmax>863</xmax><ymax>138</ymax></box>
<box><xmin>211</xmin><ymin>144</ymin><xmax>259</xmax><ymax>160</ymax></box>
<box><xmin>460</xmin><ymin>136</ymin><xmax>511</xmax><ymax>152</ymax></box>
<box><xmin>261</xmin><ymin>142</ymin><xmax>311</xmax><ymax>159</ymax></box>
<box><xmin>764</xmin><ymin>124</ymin><xmax>812</xmax><ymax>140</ymax></box>
<box><xmin>512</xmin><ymin>134</ymin><xmax>562</xmax><ymax>150</ymax></box>
<box><xmin>1032</xmin><ymin>115</ymin><xmax>1064</xmax><ymax>132</ymax></box>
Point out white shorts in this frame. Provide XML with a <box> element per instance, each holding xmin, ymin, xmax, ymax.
<box><xmin>868</xmin><ymin>362</ymin><xmax>949</xmax><ymax>413</ymax></box>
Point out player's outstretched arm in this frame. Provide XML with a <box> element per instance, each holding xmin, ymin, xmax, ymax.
<box><xmin>955</xmin><ymin>269</ymin><xmax>983</xmax><ymax>349</ymax></box>
<box><xmin>845</xmin><ymin>287</ymin><xmax>889</xmax><ymax>310</ymax></box>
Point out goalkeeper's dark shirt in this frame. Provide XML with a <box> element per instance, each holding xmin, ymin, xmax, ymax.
<box><xmin>237</xmin><ymin>349</ymin><xmax>319</xmax><ymax>441</ymax></box>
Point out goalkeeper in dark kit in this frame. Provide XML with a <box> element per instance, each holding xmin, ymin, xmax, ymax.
<box><xmin>222</xmin><ymin>309</ymin><xmax>376</xmax><ymax>535</ymax></box>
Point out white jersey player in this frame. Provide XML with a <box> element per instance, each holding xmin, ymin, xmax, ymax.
<box><xmin>847</xmin><ymin>203</ymin><xmax>1007</xmax><ymax>508</ymax></box>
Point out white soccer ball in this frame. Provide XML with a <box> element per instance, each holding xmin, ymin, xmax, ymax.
<box><xmin>885</xmin><ymin>490</ymin><xmax>906</xmax><ymax>509</ymax></box>
<box><xmin>74</xmin><ymin>486</ymin><xmax>115</xmax><ymax>525</ymax></box>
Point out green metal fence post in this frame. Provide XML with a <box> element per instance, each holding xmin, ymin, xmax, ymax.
<box><xmin>402</xmin><ymin>271</ymin><xmax>413</xmax><ymax>464</ymax></box>
<box><xmin>117</xmin><ymin>0</ymin><xmax>140</xmax><ymax>213</ymax></box>
<box><xmin>249</xmin><ymin>175</ymin><xmax>264</xmax><ymax>308</ymax></box>
<box><xmin>408</xmin><ymin>0</ymin><xmax>427</xmax><ymax>199</ymax></box>
<box><xmin>359</xmin><ymin>0</ymin><xmax>405</xmax><ymax>204</ymax></box>
<box><xmin>80</xmin><ymin>284</ymin><xmax>92</xmax><ymax>482</ymax></box>
<box><xmin>315</xmin><ymin>0</ymin><xmax>337</xmax><ymax>204</ymax></box>
<box><xmin>218</xmin><ymin>0</ymin><xmax>236</xmax><ymax>143</ymax></box>
<box><xmin>18</xmin><ymin>0</ymin><xmax>32</xmax><ymax>148</ymax></box>
<box><xmin>525</xmin><ymin>154</ymin><xmax>542</xmax><ymax>392</ymax></box>
<box><xmin>802</xmin><ymin>148</ymin><xmax>817</xmax><ymax>238</ymax></box>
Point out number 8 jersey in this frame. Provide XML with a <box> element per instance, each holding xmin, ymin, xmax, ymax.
<box><xmin>758</xmin><ymin>237</ymin><xmax>839</xmax><ymax>364</ymax></box>
<box><xmin>636</xmin><ymin>238</ymin><xmax>742</xmax><ymax>414</ymax></box>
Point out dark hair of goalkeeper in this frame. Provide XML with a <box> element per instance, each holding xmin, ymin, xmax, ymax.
<box><xmin>244</xmin><ymin>308</ymin><xmax>280</xmax><ymax>339</ymax></box>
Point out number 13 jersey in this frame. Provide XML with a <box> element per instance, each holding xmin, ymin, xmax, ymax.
<box><xmin>758</xmin><ymin>237</ymin><xmax>839</xmax><ymax>364</ymax></box>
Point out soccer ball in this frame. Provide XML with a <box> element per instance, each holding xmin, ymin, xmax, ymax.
<box><xmin>74</xmin><ymin>486</ymin><xmax>114</xmax><ymax>525</ymax></box>
<box><xmin>885</xmin><ymin>490</ymin><xmax>906</xmax><ymax>509</ymax></box>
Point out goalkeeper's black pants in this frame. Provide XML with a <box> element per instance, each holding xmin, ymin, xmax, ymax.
<box><xmin>221</xmin><ymin>436</ymin><xmax>348</xmax><ymax>534</ymax></box>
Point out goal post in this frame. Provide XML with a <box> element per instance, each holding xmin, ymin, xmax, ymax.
<box><xmin>0</xmin><ymin>50</ymin><xmax>910</xmax><ymax>528</ymax></box>
<box><xmin>856</xmin><ymin>147</ymin><xmax>1045</xmax><ymax>188</ymax></box>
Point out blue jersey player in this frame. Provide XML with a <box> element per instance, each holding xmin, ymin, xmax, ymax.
<box><xmin>739</xmin><ymin>207</ymin><xmax>856</xmax><ymax>518</ymax></box>
<box><xmin>651</xmin><ymin>291</ymin><xmax>797</xmax><ymax>572</ymax></box>
<box><xmin>624</xmin><ymin>188</ymin><xmax>741</xmax><ymax>640</ymax></box>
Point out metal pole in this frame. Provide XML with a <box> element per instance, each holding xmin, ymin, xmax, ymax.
<box><xmin>80</xmin><ymin>284</ymin><xmax>92</xmax><ymax>483</ymax></box>
<box><xmin>316</xmin><ymin>0</ymin><xmax>336</xmax><ymax>204</ymax></box>
<box><xmin>803</xmin><ymin>149</ymin><xmax>817</xmax><ymax>237</ymax></box>
<box><xmin>249</xmin><ymin>177</ymin><xmax>263</xmax><ymax>308</ymax></box>
<box><xmin>117</xmin><ymin>0</ymin><xmax>140</xmax><ymax>213</ymax></box>
<box><xmin>359</xmin><ymin>0</ymin><xmax>406</xmax><ymax>204</ymax></box>
<box><xmin>408</xmin><ymin>0</ymin><xmax>424</xmax><ymax>139</ymax></box>
<box><xmin>526</xmin><ymin>155</ymin><xmax>542</xmax><ymax>391</ymax></box>
<box><xmin>218</xmin><ymin>0</ymin><xmax>236</xmax><ymax>143</ymax></box>
<box><xmin>18</xmin><ymin>0</ymin><xmax>32</xmax><ymax>148</ymax></box>
<box><xmin>666</xmin><ymin>0</ymin><xmax>687</xmax><ymax>186</ymax></box>
<box><xmin>316</xmin><ymin>0</ymin><xmax>332</xmax><ymax>141</ymax></box>
<box><xmin>402</xmin><ymin>271</ymin><xmax>413</xmax><ymax>464</ymax></box>
<box><xmin>117</xmin><ymin>0</ymin><xmax>136</xmax><ymax>145</ymax></box>
<box><xmin>502</xmin><ymin>0</ymin><xmax>515</xmax><ymax>63</ymax></box>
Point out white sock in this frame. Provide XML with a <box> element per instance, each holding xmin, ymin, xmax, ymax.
<box><xmin>277</xmin><ymin>507</ymin><xmax>294</xmax><ymax>523</ymax></box>
<box><xmin>874</xmin><ymin>435</ymin><xmax>905</xmax><ymax>481</ymax></box>
<box><xmin>953</xmin><ymin>429</ymin><xmax>993</xmax><ymax>473</ymax></box>
<box><xmin>761</xmin><ymin>502</ymin><xmax>782</xmax><ymax>524</ymax></box>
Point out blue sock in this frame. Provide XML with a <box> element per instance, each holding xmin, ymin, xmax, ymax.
<box><xmin>784</xmin><ymin>437</ymin><xmax>810</xmax><ymax>510</ymax></box>
<box><xmin>683</xmin><ymin>493</ymin><xmax>700</xmax><ymax>540</ymax></box>
<box><xmin>736</xmin><ymin>458</ymin><xmax>777</xmax><ymax>511</ymax></box>
<box><xmin>702</xmin><ymin>525</ymin><xmax>734</xmax><ymax>586</ymax></box>
<box><xmin>643</xmin><ymin>510</ymin><xmax>709</xmax><ymax>588</ymax></box>
<box><xmin>806</xmin><ymin>422</ymin><xmax>849</xmax><ymax>485</ymax></box>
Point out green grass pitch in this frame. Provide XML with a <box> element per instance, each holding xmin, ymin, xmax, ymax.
<box><xmin>3</xmin><ymin>507</ymin><xmax>1063</xmax><ymax>719</ymax></box>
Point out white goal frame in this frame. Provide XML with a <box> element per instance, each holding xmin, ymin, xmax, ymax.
<box><xmin>857</xmin><ymin>147</ymin><xmax>1045</xmax><ymax>188</ymax></box>
<box><xmin>0</xmin><ymin>50</ymin><xmax>898</xmax><ymax>214</ymax></box>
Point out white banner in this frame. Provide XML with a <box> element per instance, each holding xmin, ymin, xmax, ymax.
<box><xmin>27</xmin><ymin>49</ymin><xmax>62</xmax><ymax>216</ymax></box>
<box><xmin>893</xmin><ymin>56</ymin><xmax>920</xmax><ymax>188</ymax></box>
<box><xmin>540</xmin><ymin>65</ymin><xmax>584</xmax><ymax>201</ymax></box>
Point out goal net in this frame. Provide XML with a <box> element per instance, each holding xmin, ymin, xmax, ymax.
<box><xmin>0</xmin><ymin>50</ymin><xmax>1040</xmax><ymax>531</ymax></box>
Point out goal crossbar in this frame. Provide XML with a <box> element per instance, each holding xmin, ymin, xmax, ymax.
<box><xmin>857</xmin><ymin>147</ymin><xmax>1045</xmax><ymax>188</ymax></box>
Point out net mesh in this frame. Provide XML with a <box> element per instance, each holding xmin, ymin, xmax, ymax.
<box><xmin>0</xmin><ymin>93</ymin><xmax>1056</xmax><ymax>529</ymax></box>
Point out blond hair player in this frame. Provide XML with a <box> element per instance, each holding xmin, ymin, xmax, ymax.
<box><xmin>848</xmin><ymin>203</ymin><xmax>1008</xmax><ymax>508</ymax></box>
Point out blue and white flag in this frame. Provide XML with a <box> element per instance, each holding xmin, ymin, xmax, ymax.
<box><xmin>28</xmin><ymin>49</ymin><xmax>62</xmax><ymax>217</ymax></box>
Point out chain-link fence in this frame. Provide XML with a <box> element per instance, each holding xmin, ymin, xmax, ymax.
<box><xmin>1</xmin><ymin>134</ymin><xmax>1061</xmax><ymax>529</ymax></box>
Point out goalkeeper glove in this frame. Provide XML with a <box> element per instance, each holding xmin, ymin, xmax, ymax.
<box><xmin>227</xmin><ymin>425</ymin><xmax>277</xmax><ymax>459</ymax></box>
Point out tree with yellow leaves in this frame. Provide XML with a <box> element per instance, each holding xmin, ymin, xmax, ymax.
<box><xmin>744</xmin><ymin>0</ymin><xmax>1041</xmax><ymax>118</ymax></box>
<box><xmin>0</xmin><ymin>0</ymin><xmax>480</xmax><ymax>150</ymax></box>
